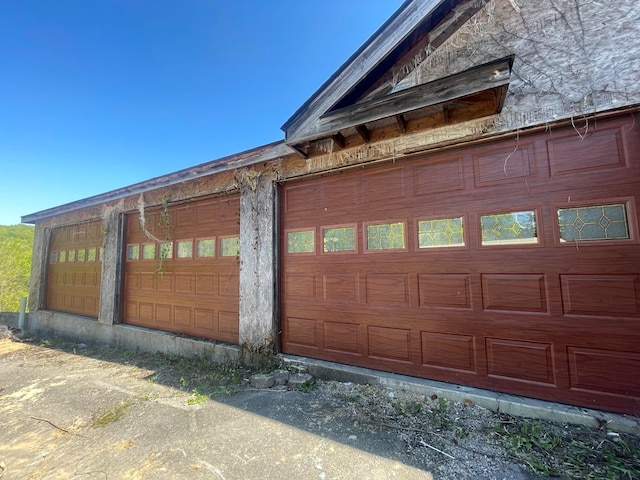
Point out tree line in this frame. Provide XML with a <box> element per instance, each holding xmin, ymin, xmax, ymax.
<box><xmin>0</xmin><ymin>225</ymin><xmax>34</xmax><ymax>312</ymax></box>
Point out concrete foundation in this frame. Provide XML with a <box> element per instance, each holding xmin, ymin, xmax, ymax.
<box><xmin>23</xmin><ymin>310</ymin><xmax>240</xmax><ymax>364</ymax></box>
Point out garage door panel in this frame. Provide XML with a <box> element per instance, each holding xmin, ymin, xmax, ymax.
<box><xmin>568</xmin><ymin>347</ymin><xmax>640</xmax><ymax>397</ymax></box>
<box><xmin>548</xmin><ymin>125</ymin><xmax>629</xmax><ymax>176</ymax></box>
<box><xmin>123</xmin><ymin>195</ymin><xmax>239</xmax><ymax>342</ymax></box>
<box><xmin>362</xmin><ymin>167</ymin><xmax>406</xmax><ymax>203</ymax></box>
<box><xmin>195</xmin><ymin>274</ymin><xmax>216</xmax><ymax>295</ymax></box>
<box><xmin>413</xmin><ymin>156</ymin><xmax>465</xmax><ymax>195</ymax></box>
<box><xmin>322</xmin><ymin>176</ymin><xmax>358</xmax><ymax>209</ymax></box>
<box><xmin>324</xmin><ymin>322</ymin><xmax>361</xmax><ymax>354</ymax></box>
<box><xmin>174</xmin><ymin>306</ymin><xmax>192</xmax><ymax>328</ymax></box>
<box><xmin>368</xmin><ymin>326</ymin><xmax>413</xmax><ymax>363</ymax></box>
<box><xmin>474</xmin><ymin>143</ymin><xmax>537</xmax><ymax>187</ymax></box>
<box><xmin>285</xmin><ymin>317</ymin><xmax>319</xmax><ymax>348</ymax></box>
<box><xmin>365</xmin><ymin>274</ymin><xmax>410</xmax><ymax>305</ymax></box>
<box><xmin>281</xmin><ymin>115</ymin><xmax>640</xmax><ymax>414</ymax></box>
<box><xmin>486</xmin><ymin>338</ymin><xmax>556</xmax><ymax>386</ymax></box>
<box><xmin>323</xmin><ymin>274</ymin><xmax>359</xmax><ymax>303</ymax></box>
<box><xmin>157</xmin><ymin>273</ymin><xmax>173</xmax><ymax>292</ymax></box>
<box><xmin>195</xmin><ymin>308</ymin><xmax>216</xmax><ymax>331</ymax></box>
<box><xmin>218</xmin><ymin>311</ymin><xmax>239</xmax><ymax>343</ymax></box>
<box><xmin>418</xmin><ymin>274</ymin><xmax>472</xmax><ymax>309</ymax></box>
<box><xmin>561</xmin><ymin>274</ymin><xmax>640</xmax><ymax>317</ymax></box>
<box><xmin>482</xmin><ymin>274</ymin><xmax>549</xmax><ymax>313</ymax></box>
<box><xmin>421</xmin><ymin>332</ymin><xmax>477</xmax><ymax>373</ymax></box>
<box><xmin>286</xmin><ymin>273</ymin><xmax>317</xmax><ymax>299</ymax></box>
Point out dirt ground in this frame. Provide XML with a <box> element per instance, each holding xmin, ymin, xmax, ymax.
<box><xmin>1</xmin><ymin>336</ymin><xmax>638</xmax><ymax>479</ymax></box>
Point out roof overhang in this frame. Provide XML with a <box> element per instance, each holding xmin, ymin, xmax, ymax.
<box><xmin>21</xmin><ymin>141</ymin><xmax>293</xmax><ymax>224</ymax></box>
<box><xmin>281</xmin><ymin>0</ymin><xmax>488</xmax><ymax>144</ymax></box>
<box><xmin>289</xmin><ymin>55</ymin><xmax>514</xmax><ymax>148</ymax></box>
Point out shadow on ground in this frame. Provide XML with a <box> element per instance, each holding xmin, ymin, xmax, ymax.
<box><xmin>0</xmin><ymin>332</ymin><xmax>613</xmax><ymax>479</ymax></box>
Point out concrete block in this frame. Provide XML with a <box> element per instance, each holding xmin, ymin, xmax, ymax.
<box><xmin>273</xmin><ymin>370</ymin><xmax>290</xmax><ymax>386</ymax></box>
<box><xmin>288</xmin><ymin>373</ymin><xmax>314</xmax><ymax>390</ymax></box>
<box><xmin>251</xmin><ymin>373</ymin><xmax>275</xmax><ymax>389</ymax></box>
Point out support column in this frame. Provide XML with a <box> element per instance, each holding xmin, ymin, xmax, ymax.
<box><xmin>238</xmin><ymin>172</ymin><xmax>276</xmax><ymax>350</ymax></box>
<box><xmin>99</xmin><ymin>210</ymin><xmax>124</xmax><ymax>325</ymax></box>
<box><xmin>27</xmin><ymin>224</ymin><xmax>50</xmax><ymax>313</ymax></box>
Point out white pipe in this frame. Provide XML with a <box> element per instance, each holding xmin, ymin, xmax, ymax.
<box><xmin>18</xmin><ymin>297</ymin><xmax>26</xmax><ymax>330</ymax></box>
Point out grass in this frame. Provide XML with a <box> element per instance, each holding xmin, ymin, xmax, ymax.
<box><xmin>491</xmin><ymin>417</ymin><xmax>640</xmax><ymax>479</ymax></box>
<box><xmin>91</xmin><ymin>398</ymin><xmax>136</xmax><ymax>428</ymax></box>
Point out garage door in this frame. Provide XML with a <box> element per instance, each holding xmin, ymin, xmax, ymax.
<box><xmin>47</xmin><ymin>220</ymin><xmax>104</xmax><ymax>318</ymax></box>
<box><xmin>281</xmin><ymin>114</ymin><xmax>640</xmax><ymax>414</ymax></box>
<box><xmin>123</xmin><ymin>195</ymin><xmax>240</xmax><ymax>343</ymax></box>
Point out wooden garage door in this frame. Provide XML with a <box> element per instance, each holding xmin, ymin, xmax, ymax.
<box><xmin>47</xmin><ymin>220</ymin><xmax>104</xmax><ymax>318</ymax></box>
<box><xmin>281</xmin><ymin>114</ymin><xmax>640</xmax><ymax>415</ymax></box>
<box><xmin>123</xmin><ymin>195</ymin><xmax>240</xmax><ymax>343</ymax></box>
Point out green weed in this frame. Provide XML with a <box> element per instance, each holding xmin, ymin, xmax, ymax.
<box><xmin>186</xmin><ymin>388</ymin><xmax>208</xmax><ymax>406</ymax></box>
<box><xmin>91</xmin><ymin>398</ymin><xmax>135</xmax><ymax>428</ymax></box>
<box><xmin>492</xmin><ymin>417</ymin><xmax>640</xmax><ymax>479</ymax></box>
<box><xmin>395</xmin><ymin>400</ymin><xmax>423</xmax><ymax>417</ymax></box>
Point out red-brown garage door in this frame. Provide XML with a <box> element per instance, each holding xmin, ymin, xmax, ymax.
<box><xmin>47</xmin><ymin>220</ymin><xmax>104</xmax><ymax>318</ymax></box>
<box><xmin>281</xmin><ymin>114</ymin><xmax>640</xmax><ymax>414</ymax></box>
<box><xmin>123</xmin><ymin>195</ymin><xmax>240</xmax><ymax>343</ymax></box>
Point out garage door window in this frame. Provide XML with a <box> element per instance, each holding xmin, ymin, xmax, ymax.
<box><xmin>142</xmin><ymin>243</ymin><xmax>156</xmax><ymax>260</ymax></box>
<box><xmin>558</xmin><ymin>203</ymin><xmax>629</xmax><ymax>242</ymax></box>
<box><xmin>196</xmin><ymin>238</ymin><xmax>216</xmax><ymax>258</ymax></box>
<box><xmin>418</xmin><ymin>217</ymin><xmax>464</xmax><ymax>248</ymax></box>
<box><xmin>221</xmin><ymin>236</ymin><xmax>240</xmax><ymax>256</ymax></box>
<box><xmin>176</xmin><ymin>240</ymin><xmax>194</xmax><ymax>259</ymax></box>
<box><xmin>127</xmin><ymin>244</ymin><xmax>140</xmax><ymax>261</ymax></box>
<box><xmin>159</xmin><ymin>242</ymin><xmax>173</xmax><ymax>259</ymax></box>
<box><xmin>366</xmin><ymin>222</ymin><xmax>406</xmax><ymax>250</ymax></box>
<box><xmin>287</xmin><ymin>229</ymin><xmax>315</xmax><ymax>254</ymax></box>
<box><xmin>323</xmin><ymin>226</ymin><xmax>356</xmax><ymax>253</ymax></box>
<box><xmin>480</xmin><ymin>210</ymin><xmax>537</xmax><ymax>246</ymax></box>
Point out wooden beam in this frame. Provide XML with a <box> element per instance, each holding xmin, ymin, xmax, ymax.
<box><xmin>355</xmin><ymin>125</ymin><xmax>371</xmax><ymax>143</ymax></box>
<box><xmin>288</xmin><ymin>55</ymin><xmax>514</xmax><ymax>145</ymax></box>
<box><xmin>443</xmin><ymin>103</ymin><xmax>450</xmax><ymax>124</ymax></box>
<box><xmin>331</xmin><ymin>133</ymin><xmax>346</xmax><ymax>149</ymax></box>
<box><xmin>395</xmin><ymin>114</ymin><xmax>407</xmax><ymax>133</ymax></box>
<box><xmin>290</xmin><ymin>144</ymin><xmax>309</xmax><ymax>159</ymax></box>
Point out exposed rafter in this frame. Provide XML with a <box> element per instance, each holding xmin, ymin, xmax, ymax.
<box><xmin>287</xmin><ymin>55</ymin><xmax>514</xmax><ymax>146</ymax></box>
<box><xmin>331</xmin><ymin>133</ymin><xmax>347</xmax><ymax>149</ymax></box>
<box><xmin>355</xmin><ymin>125</ymin><xmax>371</xmax><ymax>143</ymax></box>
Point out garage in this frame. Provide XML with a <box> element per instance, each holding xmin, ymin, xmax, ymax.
<box><xmin>281</xmin><ymin>114</ymin><xmax>640</xmax><ymax>413</ymax></box>
<box><xmin>46</xmin><ymin>220</ymin><xmax>104</xmax><ymax>318</ymax></box>
<box><xmin>123</xmin><ymin>194</ymin><xmax>240</xmax><ymax>343</ymax></box>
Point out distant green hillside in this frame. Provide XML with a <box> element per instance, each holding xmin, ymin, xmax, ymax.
<box><xmin>0</xmin><ymin>225</ymin><xmax>34</xmax><ymax>311</ymax></box>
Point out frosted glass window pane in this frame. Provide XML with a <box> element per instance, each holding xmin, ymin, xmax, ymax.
<box><xmin>197</xmin><ymin>239</ymin><xmax>215</xmax><ymax>257</ymax></box>
<box><xmin>177</xmin><ymin>240</ymin><xmax>193</xmax><ymax>259</ymax></box>
<box><xmin>367</xmin><ymin>222</ymin><xmax>405</xmax><ymax>250</ymax></box>
<box><xmin>481</xmin><ymin>211</ymin><xmax>537</xmax><ymax>246</ymax></box>
<box><xmin>127</xmin><ymin>245</ymin><xmax>139</xmax><ymax>260</ymax></box>
<box><xmin>418</xmin><ymin>217</ymin><xmax>464</xmax><ymax>248</ymax></box>
<box><xmin>221</xmin><ymin>237</ymin><xmax>240</xmax><ymax>257</ymax></box>
<box><xmin>288</xmin><ymin>230</ymin><xmax>314</xmax><ymax>253</ymax></box>
<box><xmin>558</xmin><ymin>203</ymin><xmax>629</xmax><ymax>242</ymax></box>
<box><xmin>323</xmin><ymin>227</ymin><xmax>355</xmax><ymax>252</ymax></box>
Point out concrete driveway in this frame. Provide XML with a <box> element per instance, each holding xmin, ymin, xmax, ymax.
<box><xmin>0</xmin><ymin>337</ymin><xmax>549</xmax><ymax>480</ymax></box>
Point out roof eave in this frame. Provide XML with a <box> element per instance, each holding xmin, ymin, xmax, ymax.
<box><xmin>281</xmin><ymin>0</ymin><xmax>448</xmax><ymax>139</ymax></box>
<box><xmin>21</xmin><ymin>141</ymin><xmax>293</xmax><ymax>224</ymax></box>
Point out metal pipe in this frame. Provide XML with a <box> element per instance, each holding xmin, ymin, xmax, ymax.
<box><xmin>18</xmin><ymin>297</ymin><xmax>26</xmax><ymax>330</ymax></box>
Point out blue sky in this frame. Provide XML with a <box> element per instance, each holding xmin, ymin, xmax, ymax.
<box><xmin>0</xmin><ymin>1</ymin><xmax>404</xmax><ymax>225</ymax></box>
